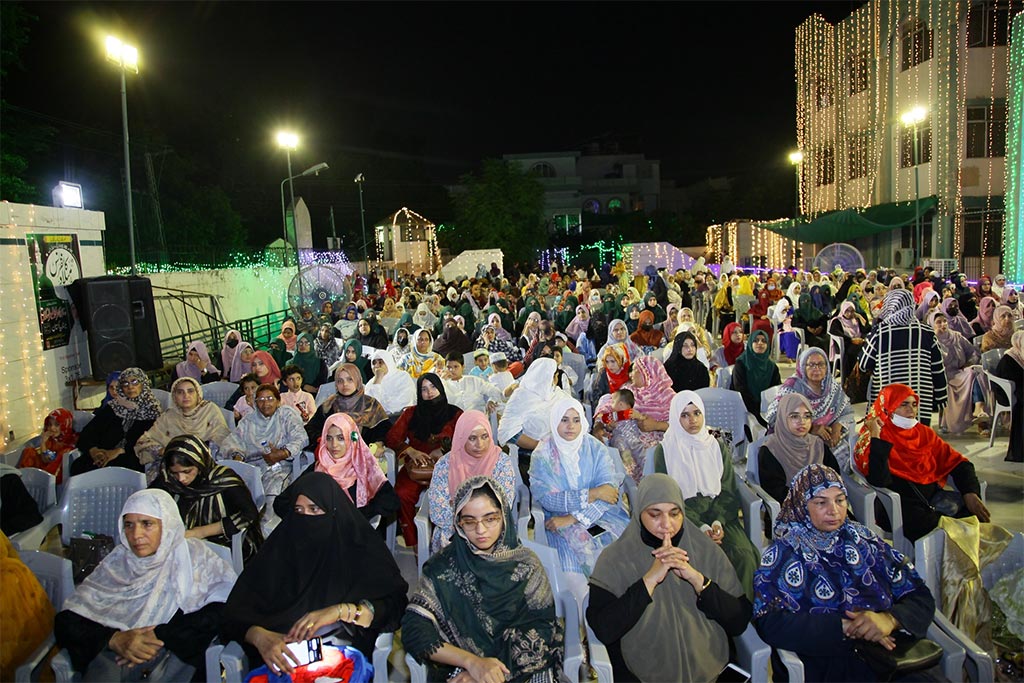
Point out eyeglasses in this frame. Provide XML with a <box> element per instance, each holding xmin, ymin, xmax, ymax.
<box><xmin>805</xmin><ymin>362</ymin><xmax>828</xmax><ymax>369</ymax></box>
<box><xmin>120</xmin><ymin>379</ymin><xmax>142</xmax><ymax>386</ymax></box>
<box><xmin>787</xmin><ymin>412</ymin><xmax>813</xmax><ymax>422</ymax></box>
<box><xmin>255</xmin><ymin>397</ymin><xmax>277</xmax><ymax>404</ymax></box>
<box><xmin>458</xmin><ymin>513</ymin><xmax>502</xmax><ymax>531</ymax></box>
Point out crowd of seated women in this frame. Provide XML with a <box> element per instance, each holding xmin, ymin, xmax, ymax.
<box><xmin>8</xmin><ymin>260</ymin><xmax>1021</xmax><ymax>682</ymax></box>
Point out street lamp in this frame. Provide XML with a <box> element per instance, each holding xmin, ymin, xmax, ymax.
<box><xmin>901</xmin><ymin>105</ymin><xmax>928</xmax><ymax>261</ymax></box>
<box><xmin>276</xmin><ymin>131</ymin><xmax>299</xmax><ymax>249</ymax></box>
<box><xmin>279</xmin><ymin>161</ymin><xmax>328</xmax><ymax>248</ymax></box>
<box><xmin>106</xmin><ymin>36</ymin><xmax>140</xmax><ymax>275</ymax></box>
<box><xmin>355</xmin><ymin>173</ymin><xmax>368</xmax><ymax>273</ymax></box>
<box><xmin>789</xmin><ymin>150</ymin><xmax>803</xmax><ymax>268</ymax></box>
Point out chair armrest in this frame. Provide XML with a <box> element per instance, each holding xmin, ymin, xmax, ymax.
<box><xmin>415</xmin><ymin>496</ymin><xmax>431</xmax><ymax>574</ymax></box>
<box><xmin>373</xmin><ymin>632</ymin><xmax>393</xmax><ymax>683</ymax></box>
<box><xmin>745</xmin><ymin>479</ymin><xmax>781</xmax><ymax>549</ymax></box>
<box><xmin>558</xmin><ymin>588</ymin><xmax>582</xmax><ymax>683</ymax></box>
<box><xmin>229</xmin><ymin>531</ymin><xmax>245</xmax><ymax>575</ymax></box>
<box><xmin>531</xmin><ymin>501</ymin><xmax>547</xmax><ymax>546</ymax></box>
<box><xmin>930</xmin><ymin>610</ymin><xmax>994</xmax><ymax>682</ymax></box>
<box><xmin>871</xmin><ymin>485</ymin><xmax>911</xmax><ymax>558</ymax></box>
<box><xmin>734</xmin><ymin>472</ymin><xmax>767</xmax><ymax>548</ymax></box>
<box><xmin>50</xmin><ymin>649</ymin><xmax>77</xmax><ymax>683</ymax></box>
<box><xmin>926</xmin><ymin>619</ymin><xmax>965</xmax><ymax>683</ymax></box>
<box><xmin>733</xmin><ymin>625</ymin><xmax>770</xmax><ymax>683</ymax></box>
<box><xmin>14</xmin><ymin>634</ymin><xmax>55</xmax><ymax>683</ymax></box>
<box><xmin>11</xmin><ymin>505</ymin><xmax>62</xmax><ymax>552</ymax></box>
<box><xmin>219</xmin><ymin>640</ymin><xmax>249</xmax><ymax>683</ymax></box>
<box><xmin>583</xmin><ymin>603</ymin><xmax>614</xmax><ymax>683</ymax></box>
<box><xmin>840</xmin><ymin>470</ymin><xmax>879</xmax><ymax>535</ymax></box>
<box><xmin>204</xmin><ymin>643</ymin><xmax>224</xmax><ymax>683</ymax></box>
<box><xmin>776</xmin><ymin>649</ymin><xmax>805</xmax><ymax>682</ymax></box>
<box><xmin>405</xmin><ymin>653</ymin><xmax>427</xmax><ymax>683</ymax></box>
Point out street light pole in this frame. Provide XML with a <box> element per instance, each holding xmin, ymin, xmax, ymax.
<box><xmin>279</xmin><ymin>161</ymin><xmax>330</xmax><ymax>248</ymax></box>
<box><xmin>901</xmin><ymin>106</ymin><xmax>927</xmax><ymax>262</ymax></box>
<box><xmin>106</xmin><ymin>37</ymin><xmax>139</xmax><ymax>275</ymax></box>
<box><xmin>355</xmin><ymin>173</ymin><xmax>368</xmax><ymax>272</ymax></box>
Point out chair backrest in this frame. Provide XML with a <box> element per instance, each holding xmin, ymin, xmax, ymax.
<box><xmin>217</xmin><ymin>460</ymin><xmax>266</xmax><ymax>510</ymax></box>
<box><xmin>606</xmin><ymin>446</ymin><xmax>636</xmax><ymax>509</ymax></box>
<box><xmin>695</xmin><ymin>387</ymin><xmax>747</xmax><ymax>449</ymax></box>
<box><xmin>203</xmin><ymin>381</ymin><xmax>239</xmax><ymax>409</ymax></box>
<box><xmin>521</xmin><ymin>539</ymin><xmax>567</xmax><ymax>614</ymax></box>
<box><xmin>715</xmin><ymin>365</ymin><xmax>733</xmax><ymax>389</ymax></box>
<box><xmin>563</xmin><ymin>352</ymin><xmax>588</xmax><ymax>398</ymax></box>
<box><xmin>220</xmin><ymin>407</ymin><xmax>236</xmax><ymax>431</ymax></box>
<box><xmin>913</xmin><ymin>528</ymin><xmax>945</xmax><ymax>599</ymax></box>
<box><xmin>72</xmin><ymin>410</ymin><xmax>95</xmax><ymax>433</ymax></box>
<box><xmin>315</xmin><ymin>382</ymin><xmax>335</xmax><ymax>407</ymax></box>
<box><xmin>760</xmin><ymin>386</ymin><xmax>780</xmax><ymax>417</ymax></box>
<box><xmin>152</xmin><ymin>388</ymin><xmax>172</xmax><ymax>410</ymax></box>
<box><xmin>19</xmin><ymin>467</ymin><xmax>57</xmax><ymax>512</ymax></box>
<box><xmin>21</xmin><ymin>550</ymin><xmax>74</xmax><ymax>611</ymax></box>
<box><xmin>981</xmin><ymin>348</ymin><xmax>1004</xmax><ymax>373</ymax></box>
<box><xmin>59</xmin><ymin>466</ymin><xmax>147</xmax><ymax>545</ymax></box>
<box><xmin>746</xmin><ymin>436</ymin><xmax>766</xmax><ymax>485</ymax></box>
<box><xmin>734</xmin><ymin>295</ymin><xmax>755</xmax><ymax>320</ymax></box>
<box><xmin>1016</xmin><ymin>319</ymin><xmax>1024</xmax><ymax>331</ymax></box>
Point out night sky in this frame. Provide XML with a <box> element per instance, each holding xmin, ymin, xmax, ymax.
<box><xmin>3</xmin><ymin>1</ymin><xmax>866</xmax><ymax>248</ymax></box>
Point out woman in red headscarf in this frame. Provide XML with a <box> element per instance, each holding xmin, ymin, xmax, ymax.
<box><xmin>854</xmin><ymin>383</ymin><xmax>989</xmax><ymax>541</ymax></box>
<box><xmin>18</xmin><ymin>409</ymin><xmax>79</xmax><ymax>483</ymax></box>
<box><xmin>720</xmin><ymin>322</ymin><xmax>746</xmax><ymax>366</ymax></box>
<box><xmin>745</xmin><ymin>289</ymin><xmax>774</xmax><ymax>342</ymax></box>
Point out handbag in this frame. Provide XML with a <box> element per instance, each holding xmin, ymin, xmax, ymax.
<box><xmin>843</xmin><ymin>364</ymin><xmax>871</xmax><ymax>405</ymax></box>
<box><xmin>909</xmin><ymin>482</ymin><xmax>965</xmax><ymax>517</ymax></box>
<box><xmin>854</xmin><ymin>634</ymin><xmax>943</xmax><ymax>680</ymax></box>
<box><xmin>70</xmin><ymin>533</ymin><xmax>116</xmax><ymax>583</ymax></box>
<box><xmin>407</xmin><ymin>461</ymin><xmax>435</xmax><ymax>486</ymax></box>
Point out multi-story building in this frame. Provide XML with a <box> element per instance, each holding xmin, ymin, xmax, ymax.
<box><xmin>794</xmin><ymin>0</ymin><xmax>1017</xmax><ymax>278</ymax></box>
<box><xmin>502</xmin><ymin>149</ymin><xmax>661</xmax><ymax>234</ymax></box>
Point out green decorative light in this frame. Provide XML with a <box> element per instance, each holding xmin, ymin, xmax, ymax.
<box><xmin>1006</xmin><ymin>11</ymin><xmax>1024</xmax><ymax>282</ymax></box>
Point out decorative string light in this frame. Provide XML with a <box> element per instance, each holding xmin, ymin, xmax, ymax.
<box><xmin>1007</xmin><ymin>11</ymin><xmax>1024</xmax><ymax>282</ymax></box>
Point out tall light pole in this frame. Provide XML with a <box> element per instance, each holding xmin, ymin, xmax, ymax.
<box><xmin>788</xmin><ymin>150</ymin><xmax>803</xmax><ymax>268</ymax></box>
<box><xmin>106</xmin><ymin>36</ymin><xmax>139</xmax><ymax>275</ymax></box>
<box><xmin>355</xmin><ymin>173</ymin><xmax>368</xmax><ymax>273</ymax></box>
<box><xmin>276</xmin><ymin>131</ymin><xmax>299</xmax><ymax>252</ymax></box>
<box><xmin>279</xmin><ymin>161</ymin><xmax>329</xmax><ymax>248</ymax></box>
<box><xmin>901</xmin><ymin>105</ymin><xmax>928</xmax><ymax>261</ymax></box>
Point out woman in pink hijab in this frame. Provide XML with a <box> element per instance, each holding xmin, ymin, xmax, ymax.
<box><xmin>307</xmin><ymin>413</ymin><xmax>396</xmax><ymax>521</ymax></box>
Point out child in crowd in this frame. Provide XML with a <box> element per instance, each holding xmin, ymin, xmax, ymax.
<box><xmin>594</xmin><ymin>389</ymin><xmax>648</xmax><ymax>478</ymax></box>
<box><xmin>232</xmin><ymin>373</ymin><xmax>260</xmax><ymax>422</ymax></box>
<box><xmin>280</xmin><ymin>364</ymin><xmax>316</xmax><ymax>423</ymax></box>
<box><xmin>18</xmin><ymin>408</ymin><xmax>78</xmax><ymax>484</ymax></box>
<box><xmin>552</xmin><ymin>347</ymin><xmax>577</xmax><ymax>392</ymax></box>
<box><xmin>487</xmin><ymin>352</ymin><xmax>515</xmax><ymax>396</ymax></box>
<box><xmin>468</xmin><ymin>348</ymin><xmax>493</xmax><ymax>379</ymax></box>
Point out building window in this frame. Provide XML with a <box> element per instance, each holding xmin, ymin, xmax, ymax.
<box><xmin>900</xmin><ymin>20</ymin><xmax>933</xmax><ymax>71</ymax></box>
<box><xmin>966</xmin><ymin>103</ymin><xmax>1006</xmax><ymax>158</ymax></box>
<box><xmin>815</xmin><ymin>79</ymin><xmax>833</xmax><ymax>110</ymax></box>
<box><xmin>847</xmin><ymin>133</ymin><xmax>869</xmax><ymax>180</ymax></box>
<box><xmin>582</xmin><ymin>199</ymin><xmax>601</xmax><ymax>214</ymax></box>
<box><xmin>607</xmin><ymin>198</ymin><xmax>624</xmax><ymax>213</ymax></box>
<box><xmin>962</xmin><ymin>211</ymin><xmax>1003</xmax><ymax>257</ymax></box>
<box><xmin>846</xmin><ymin>52</ymin><xmax>869</xmax><ymax>96</ymax></box>
<box><xmin>530</xmin><ymin>162</ymin><xmax>556</xmax><ymax>178</ymax></box>
<box><xmin>815</xmin><ymin>145</ymin><xmax>835</xmax><ymax>186</ymax></box>
<box><xmin>968</xmin><ymin>1</ymin><xmax>1010</xmax><ymax>47</ymax></box>
<box><xmin>899</xmin><ymin>120</ymin><xmax>932</xmax><ymax>168</ymax></box>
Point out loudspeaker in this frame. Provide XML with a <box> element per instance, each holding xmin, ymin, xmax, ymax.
<box><xmin>128</xmin><ymin>277</ymin><xmax>162</xmax><ymax>371</ymax></box>
<box><xmin>76</xmin><ymin>277</ymin><xmax>136</xmax><ymax>380</ymax></box>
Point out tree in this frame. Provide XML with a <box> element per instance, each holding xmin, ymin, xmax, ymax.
<box><xmin>448</xmin><ymin>159</ymin><xmax>546</xmax><ymax>263</ymax></box>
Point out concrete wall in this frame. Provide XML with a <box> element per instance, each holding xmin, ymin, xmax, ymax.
<box><xmin>0</xmin><ymin>203</ymin><xmax>107</xmax><ymax>447</ymax></box>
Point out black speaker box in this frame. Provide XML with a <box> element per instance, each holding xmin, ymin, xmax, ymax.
<box><xmin>74</xmin><ymin>277</ymin><xmax>136</xmax><ymax>380</ymax></box>
<box><xmin>128</xmin><ymin>277</ymin><xmax>163</xmax><ymax>372</ymax></box>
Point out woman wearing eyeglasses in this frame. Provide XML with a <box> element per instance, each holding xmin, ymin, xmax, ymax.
<box><xmin>403</xmin><ymin>476</ymin><xmax>563</xmax><ymax>683</ymax></box>
<box><xmin>71</xmin><ymin>367</ymin><xmax>162</xmax><ymax>476</ymax></box>
<box><xmin>765</xmin><ymin>347</ymin><xmax>855</xmax><ymax>469</ymax></box>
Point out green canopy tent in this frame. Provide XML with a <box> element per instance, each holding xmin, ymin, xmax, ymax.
<box><xmin>754</xmin><ymin>196</ymin><xmax>938</xmax><ymax>243</ymax></box>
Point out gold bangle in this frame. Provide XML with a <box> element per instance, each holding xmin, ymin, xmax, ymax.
<box><xmin>336</xmin><ymin>604</ymin><xmax>343</xmax><ymax>621</ymax></box>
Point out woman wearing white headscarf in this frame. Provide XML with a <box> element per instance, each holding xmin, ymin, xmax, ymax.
<box><xmin>654</xmin><ymin>391</ymin><xmax>759</xmax><ymax>598</ymax></box>
<box><xmin>497</xmin><ymin>358</ymin><xmax>570</xmax><ymax>485</ymax></box>
<box><xmin>413</xmin><ymin>303</ymin><xmax>439</xmax><ymax>332</ymax></box>
<box><xmin>365</xmin><ymin>349</ymin><xmax>417</xmax><ymax>415</ymax></box>
<box><xmin>55</xmin><ymin>489</ymin><xmax>235</xmax><ymax>680</ymax></box>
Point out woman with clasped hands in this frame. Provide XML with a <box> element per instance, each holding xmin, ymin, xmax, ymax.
<box><xmin>586</xmin><ymin>474</ymin><xmax>751</xmax><ymax>682</ymax></box>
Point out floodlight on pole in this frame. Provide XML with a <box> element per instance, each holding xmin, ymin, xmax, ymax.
<box><xmin>788</xmin><ymin>151</ymin><xmax>804</xmax><ymax>165</ymax></box>
<box><xmin>789</xmin><ymin>150</ymin><xmax>803</xmax><ymax>266</ymax></box>
<box><xmin>106</xmin><ymin>35</ymin><xmax>140</xmax><ymax>275</ymax></box>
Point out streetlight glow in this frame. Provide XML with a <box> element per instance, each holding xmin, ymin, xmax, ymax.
<box><xmin>901</xmin><ymin>105</ymin><xmax>927</xmax><ymax>126</ymax></box>
<box><xmin>105</xmin><ymin>35</ymin><xmax>139</xmax><ymax>73</ymax></box>
<box><xmin>788</xmin><ymin>151</ymin><xmax>804</xmax><ymax>165</ymax></box>
<box><xmin>276</xmin><ymin>131</ymin><xmax>299</xmax><ymax>150</ymax></box>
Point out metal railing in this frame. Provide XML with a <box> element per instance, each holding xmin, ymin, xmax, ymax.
<box><xmin>160</xmin><ymin>308</ymin><xmax>292</xmax><ymax>365</ymax></box>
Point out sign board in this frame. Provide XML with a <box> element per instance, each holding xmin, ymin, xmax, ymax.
<box><xmin>27</xmin><ymin>233</ymin><xmax>82</xmax><ymax>350</ymax></box>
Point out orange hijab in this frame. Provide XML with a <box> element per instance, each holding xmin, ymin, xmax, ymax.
<box><xmin>854</xmin><ymin>384</ymin><xmax>966</xmax><ymax>486</ymax></box>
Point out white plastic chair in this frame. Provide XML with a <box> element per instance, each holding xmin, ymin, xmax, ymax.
<box><xmin>46</xmin><ymin>466</ymin><xmax>147</xmax><ymax>546</ymax></box>
<box><xmin>203</xmin><ymin>381</ymin><xmax>239</xmax><ymax>409</ymax></box>
<box><xmin>13</xmin><ymin>552</ymin><xmax>73</xmax><ymax>682</ymax></box>
<box><xmin>772</xmin><ymin>327</ymin><xmax>805</xmax><ymax>362</ymax></box>
<box><xmin>314</xmin><ymin>382</ymin><xmax>335</xmax><ymax>407</ymax></box>
<box><xmin>985</xmin><ymin>370</ymin><xmax>1016</xmax><ymax>448</ymax></box>
<box><xmin>759</xmin><ymin>386</ymin><xmax>780</xmax><ymax>420</ymax></box>
<box><xmin>205</xmin><ymin>533</ymin><xmax>246</xmax><ymax>575</ymax></box>
<box><xmin>220</xmin><ymin>407</ymin><xmax>236</xmax><ymax>431</ymax></box>
<box><xmin>152</xmin><ymin>388</ymin><xmax>172</xmax><ymax>410</ymax></box>
<box><xmin>217</xmin><ymin>460</ymin><xmax>266</xmax><ymax>510</ymax></box>
<box><xmin>828</xmin><ymin>334</ymin><xmax>845</xmax><ymax>378</ymax></box>
<box><xmin>715</xmin><ymin>364</ymin><xmax>733</xmax><ymax>389</ymax></box>
<box><xmin>979</xmin><ymin>349</ymin><xmax>1003</xmax><ymax>373</ymax></box>
<box><xmin>71</xmin><ymin>410</ymin><xmax>95</xmax><ymax>433</ymax></box>
<box><xmin>740</xmin><ymin>436</ymin><xmax>779</xmax><ymax>548</ymax></box>
<box><xmin>19</xmin><ymin>467</ymin><xmax>58</xmax><ymax>513</ymax></box>
<box><xmin>563</xmin><ymin>351</ymin><xmax>588</xmax><ymax>400</ymax></box>
<box><xmin>695</xmin><ymin>387</ymin><xmax>749</xmax><ymax>460</ymax></box>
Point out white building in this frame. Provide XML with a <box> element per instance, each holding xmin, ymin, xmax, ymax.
<box><xmin>794</xmin><ymin>0</ymin><xmax>1014</xmax><ymax>277</ymax></box>
<box><xmin>502</xmin><ymin>150</ymin><xmax>661</xmax><ymax>233</ymax></box>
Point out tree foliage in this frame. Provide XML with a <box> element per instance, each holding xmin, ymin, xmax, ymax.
<box><xmin>448</xmin><ymin>159</ymin><xmax>546</xmax><ymax>262</ymax></box>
